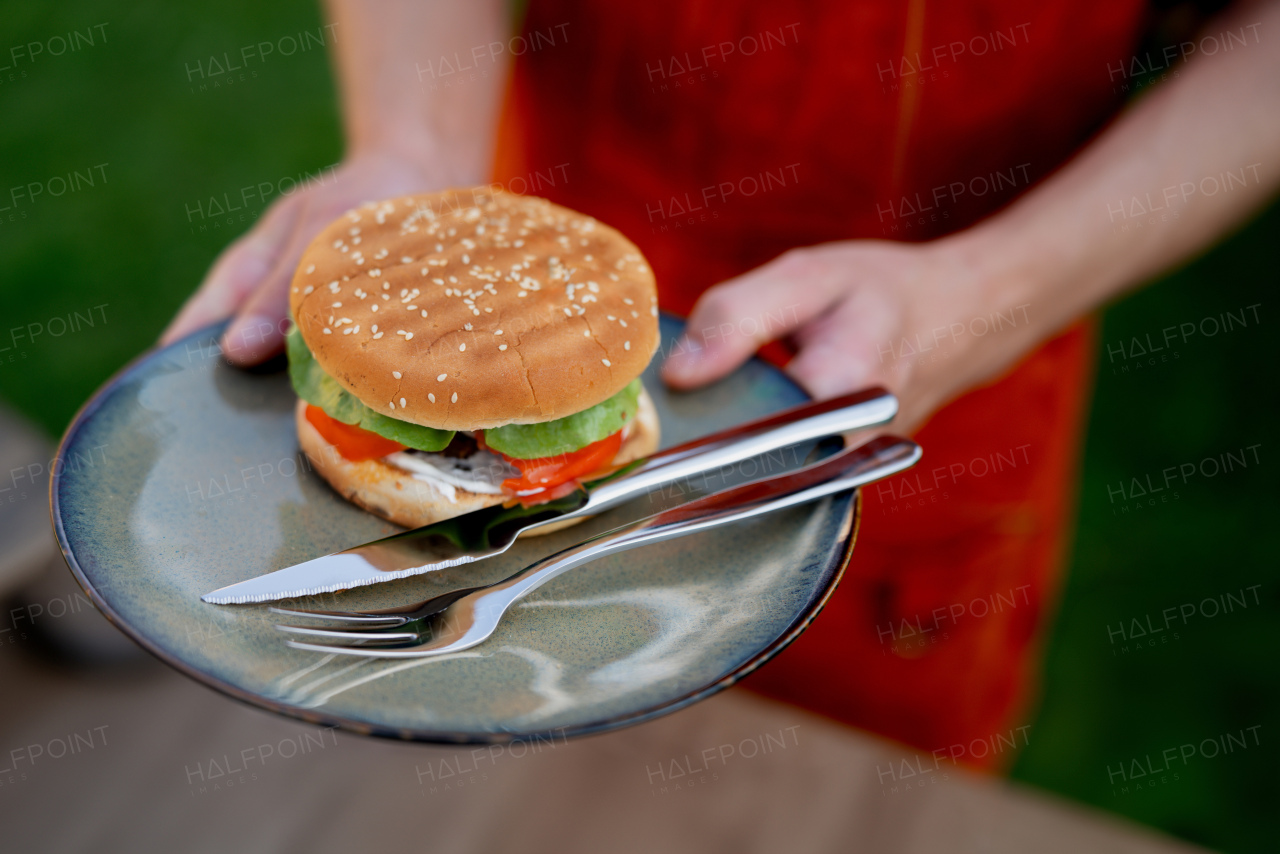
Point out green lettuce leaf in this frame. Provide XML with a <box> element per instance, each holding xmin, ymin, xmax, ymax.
<box><xmin>286</xmin><ymin>325</ymin><xmax>455</xmax><ymax>453</ymax></box>
<box><xmin>482</xmin><ymin>379</ymin><xmax>642</xmax><ymax>460</ymax></box>
<box><xmin>286</xmin><ymin>325</ymin><xmax>643</xmax><ymax>460</ymax></box>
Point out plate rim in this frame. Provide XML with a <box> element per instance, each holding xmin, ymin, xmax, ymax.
<box><xmin>49</xmin><ymin>318</ymin><xmax>860</xmax><ymax>744</ymax></box>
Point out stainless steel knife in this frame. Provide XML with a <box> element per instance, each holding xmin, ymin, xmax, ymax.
<box><xmin>201</xmin><ymin>386</ymin><xmax>898</xmax><ymax>604</ymax></box>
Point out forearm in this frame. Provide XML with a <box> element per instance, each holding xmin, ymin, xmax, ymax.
<box><xmin>955</xmin><ymin>1</ymin><xmax>1280</xmax><ymax>344</ymax></box>
<box><xmin>325</xmin><ymin>0</ymin><xmax>510</xmax><ymax>182</ymax></box>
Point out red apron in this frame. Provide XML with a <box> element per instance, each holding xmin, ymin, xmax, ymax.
<box><xmin>493</xmin><ymin>0</ymin><xmax>1145</xmax><ymax>767</ymax></box>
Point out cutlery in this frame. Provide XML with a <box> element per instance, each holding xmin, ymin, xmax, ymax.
<box><xmin>274</xmin><ymin>435</ymin><xmax>920</xmax><ymax>657</ymax></box>
<box><xmin>202</xmin><ymin>386</ymin><xmax>897</xmax><ymax>605</ymax></box>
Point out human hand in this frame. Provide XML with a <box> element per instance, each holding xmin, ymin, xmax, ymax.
<box><xmin>161</xmin><ymin>151</ymin><xmax>464</xmax><ymax>365</ymax></box>
<box><xmin>660</xmin><ymin>237</ymin><xmax>1038</xmax><ymax>434</ymax></box>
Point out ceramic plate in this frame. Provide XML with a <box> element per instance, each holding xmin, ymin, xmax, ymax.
<box><xmin>51</xmin><ymin>316</ymin><xmax>859</xmax><ymax>743</ymax></box>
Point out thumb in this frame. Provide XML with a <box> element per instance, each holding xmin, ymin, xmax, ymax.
<box><xmin>219</xmin><ymin>216</ymin><xmax>317</xmax><ymax>365</ymax></box>
<box><xmin>661</xmin><ymin>250</ymin><xmax>845</xmax><ymax>389</ymax></box>
<box><xmin>161</xmin><ymin>192</ymin><xmax>303</xmax><ymax>346</ymax></box>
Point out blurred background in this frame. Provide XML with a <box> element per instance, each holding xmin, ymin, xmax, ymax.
<box><xmin>0</xmin><ymin>2</ymin><xmax>1275</xmax><ymax>851</ymax></box>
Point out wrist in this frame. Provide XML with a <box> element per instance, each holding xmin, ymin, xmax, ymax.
<box><xmin>346</xmin><ymin>126</ymin><xmax>471</xmax><ymax>184</ymax></box>
<box><xmin>936</xmin><ymin>209</ymin><xmax>1060</xmax><ymax>345</ymax></box>
<box><xmin>345</xmin><ymin>102</ymin><xmax>496</xmax><ymax>186</ymax></box>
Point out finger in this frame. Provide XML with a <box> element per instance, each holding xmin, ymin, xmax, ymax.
<box><xmin>160</xmin><ymin>194</ymin><xmax>303</xmax><ymax>345</ymax></box>
<box><xmin>219</xmin><ymin>206</ymin><xmax>322</xmax><ymax>365</ymax></box>
<box><xmin>785</xmin><ymin>288</ymin><xmax>897</xmax><ymax>399</ymax></box>
<box><xmin>661</xmin><ymin>250</ymin><xmax>847</xmax><ymax>389</ymax></box>
<box><xmin>221</xmin><ymin>189</ymin><xmax>365</xmax><ymax>364</ymax></box>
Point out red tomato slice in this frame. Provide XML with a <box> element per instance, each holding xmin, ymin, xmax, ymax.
<box><xmin>305</xmin><ymin>405</ymin><xmax>406</xmax><ymax>461</ymax></box>
<box><xmin>478</xmin><ymin>430</ymin><xmax>624</xmax><ymax>496</ymax></box>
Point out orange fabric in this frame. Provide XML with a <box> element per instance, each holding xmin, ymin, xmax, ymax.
<box><xmin>491</xmin><ymin>0</ymin><xmax>1142</xmax><ymax>766</ymax></box>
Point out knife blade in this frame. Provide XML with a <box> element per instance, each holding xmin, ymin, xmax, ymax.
<box><xmin>201</xmin><ymin>386</ymin><xmax>898</xmax><ymax>604</ymax></box>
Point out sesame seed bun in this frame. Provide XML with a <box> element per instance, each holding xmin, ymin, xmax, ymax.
<box><xmin>295</xmin><ymin>388</ymin><xmax>660</xmax><ymax>531</ymax></box>
<box><xmin>289</xmin><ymin>188</ymin><xmax>660</xmax><ymax>432</ymax></box>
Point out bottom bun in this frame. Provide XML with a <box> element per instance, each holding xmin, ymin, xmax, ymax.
<box><xmin>295</xmin><ymin>386</ymin><xmax>661</xmax><ymax>531</ymax></box>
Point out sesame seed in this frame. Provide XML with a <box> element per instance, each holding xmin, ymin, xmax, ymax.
<box><xmin>303</xmin><ymin>285</ymin><xmax>314</xmax><ymax>295</ymax></box>
<box><xmin>407</xmin><ymin>305</ymin><xmax>417</xmax><ymax>311</ymax></box>
<box><xmin>437</xmin><ymin>373</ymin><xmax>447</xmax><ymax>382</ymax></box>
<box><xmin>332</xmin><ymin>302</ymin><xmax>342</xmax><ymax>308</ymax></box>
<box><xmin>459</xmin><ymin>343</ymin><xmax>466</xmax><ymax>352</ymax></box>
<box><xmin>400</xmin><ymin>397</ymin><xmax>407</xmax><ymax>408</ymax></box>
<box><xmin>624</xmin><ymin>341</ymin><xmax>631</xmax><ymax>350</ymax></box>
<box><xmin>421</xmin><ymin>309</ymin><xmax>428</xmax><ymax>317</ymax></box>
<box><xmin>583</xmin><ymin>330</ymin><xmax>590</xmax><ymax>337</ymax></box>
<box><xmin>602</xmin><ymin>359</ymin><xmax>611</xmax><ymax>367</ymax></box>
<box><xmin>451</xmin><ymin>392</ymin><xmax>458</xmax><ymax>403</ymax></box>
<box><xmin>401</xmin><ymin>256</ymin><xmax>413</xmax><ymax>263</ymax></box>
<box><xmin>389</xmin><ymin>401</ymin><xmax>395</xmax><ymax>409</ymax></box>
<box><xmin>428</xmin><ymin>393</ymin><xmax>436</xmax><ymax>403</ymax></box>
<box><xmin>392</xmin><ymin>371</ymin><xmax>401</xmax><ymax>379</ymax></box>
<box><xmin>305</xmin><ymin>264</ymin><xmax>315</xmax><ymax>273</ymax></box>
<box><xmin>373</xmin><ymin>332</ymin><xmax>384</xmax><ymax>339</ymax></box>
<box><xmin>371</xmin><ymin>304</ymin><xmax>378</xmax><ymax>312</ymax></box>
<box><xmin>405</xmin><ymin>332</ymin><xmax>413</xmax><ymax>340</ymax></box>
<box><xmin>494</xmin><ymin>329</ymin><xmax>503</xmax><ymax>335</ymax></box>
<box><xmin>499</xmin><ymin>344</ymin><xmax>507</xmax><ymax>351</ymax></box>
<box><xmin>323</xmin><ymin>328</ymin><xmax>332</xmax><ymax>334</ymax></box>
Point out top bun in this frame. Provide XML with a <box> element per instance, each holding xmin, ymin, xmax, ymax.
<box><xmin>289</xmin><ymin>188</ymin><xmax>660</xmax><ymax>431</ymax></box>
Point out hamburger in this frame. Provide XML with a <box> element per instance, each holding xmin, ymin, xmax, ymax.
<box><xmin>286</xmin><ymin>188</ymin><xmax>661</xmax><ymax>529</ymax></box>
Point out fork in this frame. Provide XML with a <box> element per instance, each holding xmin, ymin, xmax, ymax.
<box><xmin>274</xmin><ymin>435</ymin><xmax>921</xmax><ymax>658</ymax></box>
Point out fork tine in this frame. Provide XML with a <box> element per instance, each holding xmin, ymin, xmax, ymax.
<box><xmin>267</xmin><ymin>605</ymin><xmax>409</xmax><ymax>625</ymax></box>
<box><xmin>274</xmin><ymin>624</ymin><xmax>421</xmax><ymax>643</ymax></box>
<box><xmin>284</xmin><ymin>638</ymin><xmax>458</xmax><ymax>658</ymax></box>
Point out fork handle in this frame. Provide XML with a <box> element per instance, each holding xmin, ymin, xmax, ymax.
<box><xmin>485</xmin><ymin>435</ymin><xmax>920</xmax><ymax>609</ymax></box>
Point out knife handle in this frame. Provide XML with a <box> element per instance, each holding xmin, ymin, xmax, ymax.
<box><xmin>576</xmin><ymin>386</ymin><xmax>897</xmax><ymax>518</ymax></box>
<box><xmin>491</xmin><ymin>435</ymin><xmax>921</xmax><ymax>607</ymax></box>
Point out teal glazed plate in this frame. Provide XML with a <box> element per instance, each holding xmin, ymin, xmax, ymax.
<box><xmin>51</xmin><ymin>315</ymin><xmax>860</xmax><ymax>743</ymax></box>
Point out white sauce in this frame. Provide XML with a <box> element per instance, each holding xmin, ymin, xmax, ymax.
<box><xmin>384</xmin><ymin>443</ymin><xmax>517</xmax><ymax>503</ymax></box>
<box><xmin>386</xmin><ymin>420</ymin><xmax>630</xmax><ymax>504</ymax></box>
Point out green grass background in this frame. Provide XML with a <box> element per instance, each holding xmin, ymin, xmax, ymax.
<box><xmin>0</xmin><ymin>2</ymin><xmax>1275</xmax><ymax>850</ymax></box>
